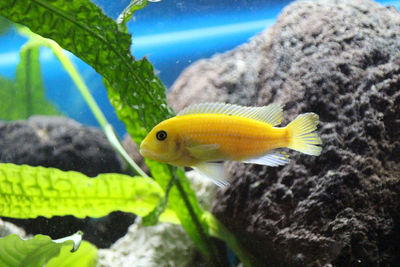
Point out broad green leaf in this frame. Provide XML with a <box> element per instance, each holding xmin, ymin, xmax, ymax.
<box><xmin>0</xmin><ymin>0</ymin><xmax>219</xmax><ymax>262</ymax></box>
<box><xmin>15</xmin><ymin>27</ymin><xmax>148</xmax><ymax>178</ymax></box>
<box><xmin>0</xmin><ymin>163</ymin><xmax>178</xmax><ymax>223</ymax></box>
<box><xmin>0</xmin><ymin>231</ymin><xmax>93</xmax><ymax>267</ymax></box>
<box><xmin>0</xmin><ymin>0</ymin><xmax>174</xmax><ymax>144</ymax></box>
<box><xmin>46</xmin><ymin>240</ymin><xmax>97</xmax><ymax>267</ymax></box>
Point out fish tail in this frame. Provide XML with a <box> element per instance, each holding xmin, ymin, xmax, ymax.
<box><xmin>286</xmin><ymin>113</ymin><xmax>322</xmax><ymax>156</ymax></box>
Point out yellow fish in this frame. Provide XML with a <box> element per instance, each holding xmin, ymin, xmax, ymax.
<box><xmin>140</xmin><ymin>103</ymin><xmax>322</xmax><ymax>186</ymax></box>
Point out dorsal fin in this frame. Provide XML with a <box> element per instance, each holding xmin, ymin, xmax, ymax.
<box><xmin>177</xmin><ymin>102</ymin><xmax>284</xmax><ymax>126</ymax></box>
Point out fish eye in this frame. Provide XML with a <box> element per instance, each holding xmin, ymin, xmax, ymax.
<box><xmin>156</xmin><ymin>130</ymin><xmax>167</xmax><ymax>141</ymax></box>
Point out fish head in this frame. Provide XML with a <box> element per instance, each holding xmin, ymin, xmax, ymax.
<box><xmin>139</xmin><ymin>119</ymin><xmax>184</xmax><ymax>163</ymax></box>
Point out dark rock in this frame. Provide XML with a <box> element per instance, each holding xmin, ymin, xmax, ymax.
<box><xmin>168</xmin><ymin>0</ymin><xmax>400</xmax><ymax>265</ymax></box>
<box><xmin>0</xmin><ymin>116</ymin><xmax>124</xmax><ymax>176</ymax></box>
<box><xmin>0</xmin><ymin>116</ymin><xmax>135</xmax><ymax>248</ymax></box>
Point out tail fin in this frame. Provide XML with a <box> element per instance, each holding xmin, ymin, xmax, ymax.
<box><xmin>286</xmin><ymin>113</ymin><xmax>322</xmax><ymax>156</ymax></box>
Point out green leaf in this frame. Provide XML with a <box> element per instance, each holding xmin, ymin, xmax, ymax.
<box><xmin>16</xmin><ymin>27</ymin><xmax>148</xmax><ymax>178</ymax></box>
<box><xmin>0</xmin><ymin>0</ymin><xmax>174</xmax><ymax>143</ymax></box>
<box><xmin>0</xmin><ymin>76</ymin><xmax>16</xmax><ymax>119</ymax></box>
<box><xmin>0</xmin><ymin>39</ymin><xmax>59</xmax><ymax>120</ymax></box>
<box><xmin>46</xmin><ymin>240</ymin><xmax>97</xmax><ymax>267</ymax></box>
<box><xmin>14</xmin><ymin>41</ymin><xmax>59</xmax><ymax>119</ymax></box>
<box><xmin>0</xmin><ymin>163</ymin><xmax>178</xmax><ymax>223</ymax></box>
<box><xmin>116</xmin><ymin>0</ymin><xmax>149</xmax><ymax>33</ymax></box>
<box><xmin>0</xmin><ymin>0</ymin><xmax>220</xmax><ymax>262</ymax></box>
<box><xmin>0</xmin><ymin>231</ymin><xmax>94</xmax><ymax>267</ymax></box>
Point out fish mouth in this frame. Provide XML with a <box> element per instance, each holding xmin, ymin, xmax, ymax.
<box><xmin>139</xmin><ymin>147</ymin><xmax>154</xmax><ymax>159</ymax></box>
<box><xmin>139</xmin><ymin>147</ymin><xmax>168</xmax><ymax>162</ymax></box>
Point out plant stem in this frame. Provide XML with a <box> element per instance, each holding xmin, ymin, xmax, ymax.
<box><xmin>173</xmin><ymin>170</ymin><xmax>223</xmax><ymax>266</ymax></box>
<box><xmin>203</xmin><ymin>212</ymin><xmax>261</xmax><ymax>267</ymax></box>
<box><xmin>46</xmin><ymin>40</ymin><xmax>148</xmax><ymax>177</ymax></box>
<box><xmin>104</xmin><ymin>124</ymin><xmax>148</xmax><ymax>177</ymax></box>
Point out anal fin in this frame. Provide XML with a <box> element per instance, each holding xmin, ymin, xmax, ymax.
<box><xmin>243</xmin><ymin>152</ymin><xmax>289</xmax><ymax>166</ymax></box>
<box><xmin>192</xmin><ymin>162</ymin><xmax>229</xmax><ymax>187</ymax></box>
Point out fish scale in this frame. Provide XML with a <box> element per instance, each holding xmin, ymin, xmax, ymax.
<box><xmin>176</xmin><ymin>114</ymin><xmax>289</xmax><ymax>160</ymax></box>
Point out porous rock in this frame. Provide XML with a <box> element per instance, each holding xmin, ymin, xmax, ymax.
<box><xmin>98</xmin><ymin>219</ymin><xmax>198</xmax><ymax>267</ymax></box>
<box><xmin>168</xmin><ymin>0</ymin><xmax>400</xmax><ymax>266</ymax></box>
<box><xmin>97</xmin><ymin>170</ymin><xmax>217</xmax><ymax>267</ymax></box>
<box><xmin>0</xmin><ymin>116</ymin><xmax>135</xmax><ymax>248</ymax></box>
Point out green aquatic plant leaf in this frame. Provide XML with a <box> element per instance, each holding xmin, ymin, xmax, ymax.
<box><xmin>17</xmin><ymin>26</ymin><xmax>148</xmax><ymax>178</ymax></box>
<box><xmin>0</xmin><ymin>231</ymin><xmax>96</xmax><ymax>267</ymax></box>
<box><xmin>46</xmin><ymin>240</ymin><xmax>97</xmax><ymax>267</ymax></box>
<box><xmin>0</xmin><ymin>76</ymin><xmax>16</xmax><ymax>119</ymax></box>
<box><xmin>0</xmin><ymin>163</ymin><xmax>178</xmax><ymax>223</ymax></box>
<box><xmin>14</xmin><ymin>41</ymin><xmax>60</xmax><ymax>119</ymax></box>
<box><xmin>0</xmin><ymin>38</ymin><xmax>59</xmax><ymax>121</ymax></box>
<box><xmin>0</xmin><ymin>0</ymin><xmax>224</xmax><ymax>263</ymax></box>
<box><xmin>0</xmin><ymin>0</ymin><xmax>174</xmax><ymax>143</ymax></box>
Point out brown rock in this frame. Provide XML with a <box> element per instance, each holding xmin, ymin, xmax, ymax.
<box><xmin>168</xmin><ymin>0</ymin><xmax>400</xmax><ymax>265</ymax></box>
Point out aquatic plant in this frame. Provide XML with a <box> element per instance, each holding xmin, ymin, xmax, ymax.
<box><xmin>0</xmin><ymin>0</ymin><xmax>258</xmax><ymax>266</ymax></box>
<box><xmin>0</xmin><ymin>231</ymin><xmax>97</xmax><ymax>267</ymax></box>
<box><xmin>0</xmin><ymin>22</ymin><xmax>59</xmax><ymax>120</ymax></box>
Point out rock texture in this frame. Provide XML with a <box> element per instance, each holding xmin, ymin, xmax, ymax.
<box><xmin>0</xmin><ymin>116</ymin><xmax>135</xmax><ymax>248</ymax></box>
<box><xmin>0</xmin><ymin>116</ymin><xmax>124</xmax><ymax>176</ymax></box>
<box><xmin>98</xmin><ymin>219</ymin><xmax>199</xmax><ymax>267</ymax></box>
<box><xmin>98</xmin><ymin>171</ymin><xmax>217</xmax><ymax>267</ymax></box>
<box><xmin>168</xmin><ymin>0</ymin><xmax>400</xmax><ymax>266</ymax></box>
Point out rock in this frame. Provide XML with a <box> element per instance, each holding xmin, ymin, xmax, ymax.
<box><xmin>0</xmin><ymin>116</ymin><xmax>124</xmax><ymax>176</ymax></box>
<box><xmin>0</xmin><ymin>116</ymin><xmax>135</xmax><ymax>248</ymax></box>
<box><xmin>0</xmin><ymin>218</ymin><xmax>27</xmax><ymax>238</ymax></box>
<box><xmin>97</xmin><ymin>170</ymin><xmax>217</xmax><ymax>267</ymax></box>
<box><xmin>168</xmin><ymin>0</ymin><xmax>400</xmax><ymax>266</ymax></box>
<box><xmin>98</xmin><ymin>219</ymin><xmax>198</xmax><ymax>267</ymax></box>
<box><xmin>184</xmin><ymin>170</ymin><xmax>218</xmax><ymax>211</ymax></box>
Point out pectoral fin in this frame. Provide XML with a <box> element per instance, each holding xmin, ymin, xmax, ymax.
<box><xmin>187</xmin><ymin>143</ymin><xmax>220</xmax><ymax>160</ymax></box>
<box><xmin>193</xmin><ymin>162</ymin><xmax>229</xmax><ymax>187</ymax></box>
